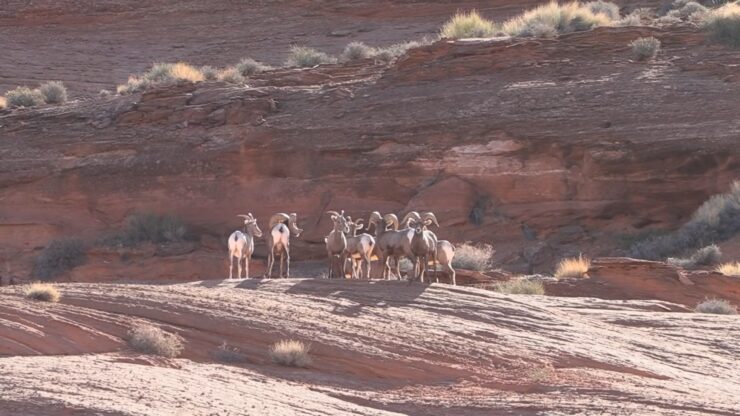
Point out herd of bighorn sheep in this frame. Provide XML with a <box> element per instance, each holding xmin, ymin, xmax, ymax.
<box><xmin>228</xmin><ymin>211</ymin><xmax>456</xmax><ymax>285</ymax></box>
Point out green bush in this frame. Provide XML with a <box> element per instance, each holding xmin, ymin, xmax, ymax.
<box><xmin>107</xmin><ymin>212</ymin><xmax>190</xmax><ymax>247</ymax></box>
<box><xmin>703</xmin><ymin>2</ymin><xmax>740</xmax><ymax>47</ymax></box>
<box><xmin>33</xmin><ymin>238</ymin><xmax>86</xmax><ymax>280</ymax></box>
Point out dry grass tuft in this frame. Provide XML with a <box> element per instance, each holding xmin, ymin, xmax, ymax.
<box><xmin>494</xmin><ymin>278</ymin><xmax>545</xmax><ymax>295</ymax></box>
<box><xmin>117</xmin><ymin>62</ymin><xmax>203</xmax><ymax>94</ymax></box>
<box><xmin>126</xmin><ymin>324</ymin><xmax>184</xmax><ymax>357</ymax></box>
<box><xmin>439</xmin><ymin>10</ymin><xmax>497</xmax><ymax>39</ymax></box>
<box><xmin>716</xmin><ymin>261</ymin><xmax>740</xmax><ymax>277</ymax></box>
<box><xmin>269</xmin><ymin>339</ymin><xmax>312</xmax><ymax>367</ymax></box>
<box><xmin>0</xmin><ymin>96</ymin><xmax>6</xmax><ymax>109</ymax></box>
<box><xmin>24</xmin><ymin>283</ymin><xmax>61</xmax><ymax>302</ymax></box>
<box><xmin>341</xmin><ymin>41</ymin><xmax>376</xmax><ymax>61</ymax></box>
<box><xmin>452</xmin><ymin>242</ymin><xmax>494</xmax><ymax>271</ymax></box>
<box><xmin>502</xmin><ymin>1</ymin><xmax>614</xmax><ymax>37</ymax></box>
<box><xmin>554</xmin><ymin>254</ymin><xmax>591</xmax><ymax>278</ymax></box>
<box><xmin>695</xmin><ymin>298</ymin><xmax>737</xmax><ymax>315</ymax></box>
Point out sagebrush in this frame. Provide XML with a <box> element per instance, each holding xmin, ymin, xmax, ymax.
<box><xmin>39</xmin><ymin>81</ymin><xmax>67</xmax><ymax>104</ymax></box>
<box><xmin>212</xmin><ymin>342</ymin><xmax>248</xmax><ymax>363</ymax></box>
<box><xmin>106</xmin><ymin>212</ymin><xmax>189</xmax><ymax>247</ymax></box>
<box><xmin>630</xmin><ymin>36</ymin><xmax>661</xmax><ymax>60</ymax></box>
<box><xmin>703</xmin><ymin>2</ymin><xmax>740</xmax><ymax>47</ymax></box>
<box><xmin>235</xmin><ymin>58</ymin><xmax>272</xmax><ymax>76</ymax></box>
<box><xmin>33</xmin><ymin>238</ymin><xmax>86</xmax><ymax>280</ymax></box>
<box><xmin>126</xmin><ymin>324</ymin><xmax>184</xmax><ymax>357</ymax></box>
<box><xmin>695</xmin><ymin>298</ymin><xmax>737</xmax><ymax>314</ymax></box>
<box><xmin>630</xmin><ymin>181</ymin><xmax>740</xmax><ymax>260</ymax></box>
<box><xmin>5</xmin><ymin>86</ymin><xmax>45</xmax><ymax>108</ymax></box>
<box><xmin>666</xmin><ymin>244</ymin><xmax>721</xmax><ymax>268</ymax></box>
<box><xmin>502</xmin><ymin>1</ymin><xmax>614</xmax><ymax>37</ymax></box>
<box><xmin>285</xmin><ymin>46</ymin><xmax>336</xmax><ymax>67</ymax></box>
<box><xmin>452</xmin><ymin>243</ymin><xmax>494</xmax><ymax>271</ymax></box>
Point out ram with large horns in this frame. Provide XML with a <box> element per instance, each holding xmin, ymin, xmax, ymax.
<box><xmin>227</xmin><ymin>213</ymin><xmax>263</xmax><ymax>279</ymax></box>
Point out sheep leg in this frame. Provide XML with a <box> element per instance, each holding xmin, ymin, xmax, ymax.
<box><xmin>364</xmin><ymin>254</ymin><xmax>371</xmax><ymax>280</ymax></box>
<box><xmin>245</xmin><ymin>255</ymin><xmax>250</xmax><ymax>279</ymax></box>
<box><xmin>447</xmin><ymin>264</ymin><xmax>456</xmax><ymax>286</ymax></box>
<box><xmin>395</xmin><ymin>256</ymin><xmax>401</xmax><ymax>280</ymax></box>
<box><xmin>340</xmin><ymin>253</ymin><xmax>348</xmax><ymax>279</ymax></box>
<box><xmin>266</xmin><ymin>252</ymin><xmax>275</xmax><ymax>279</ymax></box>
<box><xmin>237</xmin><ymin>255</ymin><xmax>243</xmax><ymax>279</ymax></box>
<box><xmin>279</xmin><ymin>251</ymin><xmax>285</xmax><ymax>278</ymax></box>
<box><xmin>284</xmin><ymin>246</ymin><xmax>290</xmax><ymax>278</ymax></box>
<box><xmin>228</xmin><ymin>254</ymin><xmax>234</xmax><ymax>279</ymax></box>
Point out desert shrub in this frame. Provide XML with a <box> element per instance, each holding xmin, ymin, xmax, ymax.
<box><xmin>586</xmin><ymin>1</ymin><xmax>621</xmax><ymax>20</ymax></box>
<box><xmin>117</xmin><ymin>62</ymin><xmax>204</xmax><ymax>94</ymax></box>
<box><xmin>452</xmin><ymin>243</ymin><xmax>494</xmax><ymax>271</ymax></box>
<box><xmin>502</xmin><ymin>1</ymin><xmax>614</xmax><ymax>37</ymax></box>
<box><xmin>439</xmin><ymin>10</ymin><xmax>497</xmax><ymax>39</ymax></box>
<box><xmin>218</xmin><ymin>67</ymin><xmax>246</xmax><ymax>84</ymax></box>
<box><xmin>703</xmin><ymin>2</ymin><xmax>740</xmax><ymax>47</ymax></box>
<box><xmin>33</xmin><ymin>238</ymin><xmax>86</xmax><ymax>280</ymax></box>
<box><xmin>38</xmin><ymin>81</ymin><xmax>67</xmax><ymax>104</ymax></box>
<box><xmin>24</xmin><ymin>283</ymin><xmax>61</xmax><ymax>302</ymax></box>
<box><xmin>374</xmin><ymin>40</ymin><xmax>428</xmax><ymax>61</ymax></box>
<box><xmin>107</xmin><ymin>212</ymin><xmax>189</xmax><ymax>247</ymax></box>
<box><xmin>667</xmin><ymin>244</ymin><xmax>721</xmax><ymax>268</ymax></box>
<box><xmin>630</xmin><ymin>36</ymin><xmax>661</xmax><ymax>60</ymax></box>
<box><xmin>285</xmin><ymin>46</ymin><xmax>336</xmax><ymax>68</ymax></box>
<box><xmin>716</xmin><ymin>261</ymin><xmax>740</xmax><ymax>277</ymax></box>
<box><xmin>269</xmin><ymin>339</ymin><xmax>311</xmax><ymax>367</ymax></box>
<box><xmin>617</xmin><ymin>14</ymin><xmax>643</xmax><ymax>26</ymax></box>
<box><xmin>126</xmin><ymin>324</ymin><xmax>184</xmax><ymax>357</ymax></box>
<box><xmin>0</xmin><ymin>96</ymin><xmax>6</xmax><ymax>109</ymax></box>
<box><xmin>695</xmin><ymin>298</ymin><xmax>737</xmax><ymax>314</ymax></box>
<box><xmin>554</xmin><ymin>254</ymin><xmax>590</xmax><ymax>278</ymax></box>
<box><xmin>666</xmin><ymin>1</ymin><xmax>707</xmax><ymax>20</ymax></box>
<box><xmin>5</xmin><ymin>86</ymin><xmax>45</xmax><ymax>108</ymax></box>
<box><xmin>235</xmin><ymin>58</ymin><xmax>272</xmax><ymax>76</ymax></box>
<box><xmin>200</xmin><ymin>65</ymin><xmax>219</xmax><ymax>81</ymax></box>
<box><xmin>341</xmin><ymin>41</ymin><xmax>376</xmax><ymax>61</ymax></box>
<box><xmin>212</xmin><ymin>342</ymin><xmax>248</xmax><ymax>363</ymax></box>
<box><xmin>99</xmin><ymin>89</ymin><xmax>113</xmax><ymax>97</ymax></box>
<box><xmin>494</xmin><ymin>278</ymin><xmax>545</xmax><ymax>295</ymax></box>
<box><xmin>630</xmin><ymin>181</ymin><xmax>740</xmax><ymax>260</ymax></box>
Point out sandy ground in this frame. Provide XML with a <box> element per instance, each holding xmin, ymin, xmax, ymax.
<box><xmin>1</xmin><ymin>278</ymin><xmax>738</xmax><ymax>415</ymax></box>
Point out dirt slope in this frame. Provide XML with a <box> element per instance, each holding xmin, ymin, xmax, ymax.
<box><xmin>1</xmin><ymin>279</ymin><xmax>739</xmax><ymax>415</ymax></box>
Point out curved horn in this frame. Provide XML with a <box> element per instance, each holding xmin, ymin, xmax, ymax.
<box><xmin>421</xmin><ymin>211</ymin><xmax>440</xmax><ymax>228</ymax></box>
<box><xmin>401</xmin><ymin>211</ymin><xmax>421</xmax><ymax>228</ymax></box>
<box><xmin>269</xmin><ymin>213</ymin><xmax>290</xmax><ymax>229</ymax></box>
<box><xmin>288</xmin><ymin>212</ymin><xmax>304</xmax><ymax>236</ymax></box>
<box><xmin>326</xmin><ymin>210</ymin><xmax>341</xmax><ymax>218</ymax></box>
<box><xmin>383</xmin><ymin>213</ymin><xmax>399</xmax><ymax>230</ymax></box>
<box><xmin>368</xmin><ymin>211</ymin><xmax>382</xmax><ymax>225</ymax></box>
<box><xmin>237</xmin><ymin>214</ymin><xmax>250</xmax><ymax>220</ymax></box>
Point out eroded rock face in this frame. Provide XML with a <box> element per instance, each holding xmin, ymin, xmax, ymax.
<box><xmin>1</xmin><ymin>26</ymin><xmax>738</xmax><ymax>281</ymax></box>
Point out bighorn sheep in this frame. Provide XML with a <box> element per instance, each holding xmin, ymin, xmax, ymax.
<box><xmin>227</xmin><ymin>213</ymin><xmax>263</xmax><ymax>279</ymax></box>
<box><xmin>344</xmin><ymin>217</ymin><xmax>376</xmax><ymax>279</ymax></box>
<box><xmin>435</xmin><ymin>240</ymin><xmax>456</xmax><ymax>285</ymax></box>
<box><xmin>264</xmin><ymin>212</ymin><xmax>303</xmax><ymax>278</ymax></box>
<box><xmin>368</xmin><ymin>212</ymin><xmax>414</xmax><ymax>280</ymax></box>
<box><xmin>409</xmin><ymin>218</ymin><xmax>437</xmax><ymax>283</ymax></box>
<box><xmin>324</xmin><ymin>210</ymin><xmax>350</xmax><ymax>279</ymax></box>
